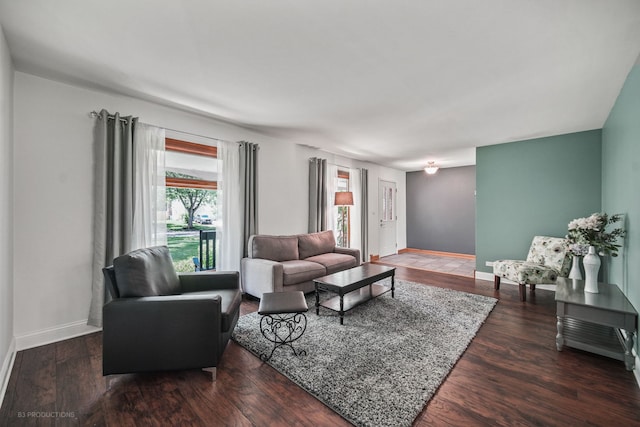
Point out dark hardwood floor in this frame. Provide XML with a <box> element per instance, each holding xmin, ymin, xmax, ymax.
<box><xmin>1</xmin><ymin>265</ymin><xmax>639</xmax><ymax>426</ymax></box>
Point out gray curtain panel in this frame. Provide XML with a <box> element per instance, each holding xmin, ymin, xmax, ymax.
<box><xmin>88</xmin><ymin>109</ymin><xmax>137</xmax><ymax>327</ymax></box>
<box><xmin>308</xmin><ymin>157</ymin><xmax>327</xmax><ymax>232</ymax></box>
<box><xmin>240</xmin><ymin>141</ymin><xmax>259</xmax><ymax>258</ymax></box>
<box><xmin>360</xmin><ymin>168</ymin><xmax>369</xmax><ymax>262</ymax></box>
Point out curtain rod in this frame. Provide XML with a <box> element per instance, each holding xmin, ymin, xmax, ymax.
<box><xmin>89</xmin><ymin>110</ymin><xmax>130</xmax><ymax>123</ymax></box>
<box><xmin>308</xmin><ymin>158</ymin><xmax>359</xmax><ymax>171</ymax></box>
<box><xmin>89</xmin><ymin>110</ymin><xmax>230</xmax><ymax>144</ymax></box>
<box><xmin>329</xmin><ymin>162</ymin><xmax>359</xmax><ymax>171</ymax></box>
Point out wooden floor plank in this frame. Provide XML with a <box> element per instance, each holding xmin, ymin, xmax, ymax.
<box><xmin>55</xmin><ymin>336</ymin><xmax>89</xmax><ymax>365</ymax></box>
<box><xmin>9</xmin><ymin>344</ymin><xmax>56</xmax><ymax>417</ymax></box>
<box><xmin>174</xmin><ymin>369</ymin><xmax>254</xmax><ymax>427</ymax></box>
<box><xmin>56</xmin><ymin>353</ymin><xmax>105</xmax><ymax>424</ymax></box>
<box><xmin>0</xmin><ymin>351</ymin><xmax>22</xmax><ymax>422</ymax></box>
<box><xmin>1</xmin><ymin>263</ymin><xmax>639</xmax><ymax>426</ymax></box>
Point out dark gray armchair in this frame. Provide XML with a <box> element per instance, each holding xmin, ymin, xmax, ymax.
<box><xmin>102</xmin><ymin>246</ymin><xmax>241</xmax><ymax>380</ymax></box>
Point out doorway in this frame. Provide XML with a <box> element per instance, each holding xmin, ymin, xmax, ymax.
<box><xmin>378</xmin><ymin>179</ymin><xmax>397</xmax><ymax>257</ymax></box>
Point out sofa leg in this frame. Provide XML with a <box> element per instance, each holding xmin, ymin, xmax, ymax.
<box><xmin>202</xmin><ymin>367</ymin><xmax>217</xmax><ymax>381</ymax></box>
<box><xmin>494</xmin><ymin>275</ymin><xmax>501</xmax><ymax>290</ymax></box>
<box><xmin>519</xmin><ymin>284</ymin><xmax>526</xmax><ymax>302</ymax></box>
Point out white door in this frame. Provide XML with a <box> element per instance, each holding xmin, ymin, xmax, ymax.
<box><xmin>378</xmin><ymin>180</ymin><xmax>397</xmax><ymax>257</ymax></box>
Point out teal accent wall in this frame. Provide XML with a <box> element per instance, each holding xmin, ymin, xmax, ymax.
<box><xmin>476</xmin><ymin>130</ymin><xmax>602</xmax><ymax>273</ymax></box>
<box><xmin>602</xmin><ymin>62</ymin><xmax>640</xmax><ymax>356</ymax></box>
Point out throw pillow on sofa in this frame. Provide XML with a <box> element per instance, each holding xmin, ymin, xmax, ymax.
<box><xmin>298</xmin><ymin>230</ymin><xmax>336</xmax><ymax>259</ymax></box>
<box><xmin>248</xmin><ymin>235</ymin><xmax>299</xmax><ymax>261</ymax></box>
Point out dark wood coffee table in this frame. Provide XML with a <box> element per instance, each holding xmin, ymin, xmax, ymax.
<box><xmin>313</xmin><ymin>264</ymin><xmax>395</xmax><ymax>324</ymax></box>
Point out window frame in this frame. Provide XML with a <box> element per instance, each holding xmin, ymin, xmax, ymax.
<box><xmin>336</xmin><ymin>169</ymin><xmax>351</xmax><ymax>247</ymax></box>
<box><xmin>165</xmin><ymin>137</ymin><xmax>218</xmax><ymax>190</ymax></box>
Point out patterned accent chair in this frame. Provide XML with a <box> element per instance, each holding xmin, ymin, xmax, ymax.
<box><xmin>493</xmin><ymin>236</ymin><xmax>571</xmax><ymax>302</ymax></box>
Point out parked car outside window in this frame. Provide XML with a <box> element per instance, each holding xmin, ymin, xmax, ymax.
<box><xmin>195</xmin><ymin>214</ymin><xmax>212</xmax><ymax>224</ymax></box>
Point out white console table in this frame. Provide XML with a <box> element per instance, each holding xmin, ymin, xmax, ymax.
<box><xmin>555</xmin><ymin>278</ymin><xmax>637</xmax><ymax>370</ymax></box>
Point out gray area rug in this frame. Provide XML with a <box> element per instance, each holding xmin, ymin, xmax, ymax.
<box><xmin>232</xmin><ymin>279</ymin><xmax>497</xmax><ymax>427</ymax></box>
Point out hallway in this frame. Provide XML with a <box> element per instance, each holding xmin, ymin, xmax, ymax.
<box><xmin>378</xmin><ymin>251</ymin><xmax>475</xmax><ymax>278</ymax></box>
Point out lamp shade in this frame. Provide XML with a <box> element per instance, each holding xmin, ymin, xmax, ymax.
<box><xmin>334</xmin><ymin>191</ymin><xmax>354</xmax><ymax>206</ymax></box>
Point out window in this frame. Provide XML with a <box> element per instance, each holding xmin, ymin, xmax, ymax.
<box><xmin>382</xmin><ymin>184</ymin><xmax>393</xmax><ymax>222</ymax></box>
<box><xmin>165</xmin><ymin>138</ymin><xmax>219</xmax><ymax>272</ymax></box>
<box><xmin>336</xmin><ymin>169</ymin><xmax>351</xmax><ymax>247</ymax></box>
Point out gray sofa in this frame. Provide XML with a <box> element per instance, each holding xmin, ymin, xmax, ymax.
<box><xmin>241</xmin><ymin>230</ymin><xmax>360</xmax><ymax>299</ymax></box>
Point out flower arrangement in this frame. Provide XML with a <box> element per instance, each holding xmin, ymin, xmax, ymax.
<box><xmin>566</xmin><ymin>212</ymin><xmax>626</xmax><ymax>257</ymax></box>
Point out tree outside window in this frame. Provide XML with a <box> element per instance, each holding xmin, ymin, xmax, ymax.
<box><xmin>165</xmin><ymin>138</ymin><xmax>219</xmax><ymax>272</ymax></box>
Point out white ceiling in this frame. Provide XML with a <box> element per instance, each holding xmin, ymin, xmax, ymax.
<box><xmin>1</xmin><ymin>1</ymin><xmax>639</xmax><ymax>171</ymax></box>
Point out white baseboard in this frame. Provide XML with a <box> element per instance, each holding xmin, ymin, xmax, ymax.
<box><xmin>476</xmin><ymin>271</ymin><xmax>498</xmax><ymax>283</ymax></box>
<box><xmin>477</xmin><ymin>271</ymin><xmax>521</xmax><ymax>286</ymax></box>
<box><xmin>15</xmin><ymin>320</ymin><xmax>101</xmax><ymax>351</ymax></box>
<box><xmin>0</xmin><ymin>337</ymin><xmax>16</xmax><ymax>410</ymax></box>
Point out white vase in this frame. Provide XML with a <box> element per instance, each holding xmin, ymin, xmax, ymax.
<box><xmin>583</xmin><ymin>246</ymin><xmax>601</xmax><ymax>293</ymax></box>
<box><xmin>568</xmin><ymin>255</ymin><xmax>582</xmax><ymax>280</ymax></box>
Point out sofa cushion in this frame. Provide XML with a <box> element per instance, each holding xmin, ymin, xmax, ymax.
<box><xmin>248</xmin><ymin>235</ymin><xmax>299</xmax><ymax>262</ymax></box>
<box><xmin>281</xmin><ymin>260</ymin><xmax>326</xmax><ymax>285</ymax></box>
<box><xmin>298</xmin><ymin>230</ymin><xmax>336</xmax><ymax>260</ymax></box>
<box><xmin>305</xmin><ymin>253</ymin><xmax>357</xmax><ymax>275</ymax></box>
<box><xmin>186</xmin><ymin>289</ymin><xmax>242</xmax><ymax>332</ymax></box>
<box><xmin>113</xmin><ymin>246</ymin><xmax>181</xmax><ymax>297</ymax></box>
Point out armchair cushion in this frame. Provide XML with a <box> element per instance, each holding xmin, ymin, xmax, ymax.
<box><xmin>113</xmin><ymin>246</ymin><xmax>180</xmax><ymax>297</ymax></box>
<box><xmin>248</xmin><ymin>235</ymin><xmax>299</xmax><ymax>262</ymax></box>
<box><xmin>298</xmin><ymin>230</ymin><xmax>336</xmax><ymax>259</ymax></box>
<box><xmin>493</xmin><ymin>260</ymin><xmax>561</xmax><ymax>285</ymax></box>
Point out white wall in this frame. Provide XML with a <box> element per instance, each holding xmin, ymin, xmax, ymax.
<box><xmin>13</xmin><ymin>72</ymin><xmax>407</xmax><ymax>346</ymax></box>
<box><xmin>0</xmin><ymin>25</ymin><xmax>15</xmax><ymax>400</ymax></box>
<box><xmin>258</xmin><ymin>140</ymin><xmax>407</xmax><ymax>260</ymax></box>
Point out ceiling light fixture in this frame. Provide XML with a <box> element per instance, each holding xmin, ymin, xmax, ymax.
<box><xmin>424</xmin><ymin>161</ymin><xmax>439</xmax><ymax>175</ymax></box>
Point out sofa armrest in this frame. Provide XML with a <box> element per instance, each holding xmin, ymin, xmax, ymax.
<box><xmin>179</xmin><ymin>271</ymin><xmax>240</xmax><ymax>293</ymax></box>
<box><xmin>334</xmin><ymin>247</ymin><xmax>361</xmax><ymax>264</ymax></box>
<box><xmin>241</xmin><ymin>258</ymin><xmax>284</xmax><ymax>298</ymax></box>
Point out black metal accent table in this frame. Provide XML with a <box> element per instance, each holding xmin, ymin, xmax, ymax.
<box><xmin>313</xmin><ymin>264</ymin><xmax>395</xmax><ymax>325</ymax></box>
<box><xmin>258</xmin><ymin>291</ymin><xmax>308</xmax><ymax>361</ymax></box>
<box><xmin>555</xmin><ymin>278</ymin><xmax>637</xmax><ymax>370</ymax></box>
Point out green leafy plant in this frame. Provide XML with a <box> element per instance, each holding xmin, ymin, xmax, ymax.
<box><xmin>566</xmin><ymin>213</ymin><xmax>625</xmax><ymax>257</ymax></box>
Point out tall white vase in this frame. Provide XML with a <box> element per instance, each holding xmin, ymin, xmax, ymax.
<box><xmin>568</xmin><ymin>255</ymin><xmax>582</xmax><ymax>280</ymax></box>
<box><xmin>583</xmin><ymin>246</ymin><xmax>601</xmax><ymax>293</ymax></box>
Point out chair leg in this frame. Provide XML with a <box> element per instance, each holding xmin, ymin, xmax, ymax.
<box><xmin>202</xmin><ymin>367</ymin><xmax>217</xmax><ymax>381</ymax></box>
<box><xmin>519</xmin><ymin>284</ymin><xmax>526</xmax><ymax>302</ymax></box>
<box><xmin>529</xmin><ymin>284</ymin><xmax>536</xmax><ymax>291</ymax></box>
<box><xmin>494</xmin><ymin>275</ymin><xmax>501</xmax><ymax>290</ymax></box>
